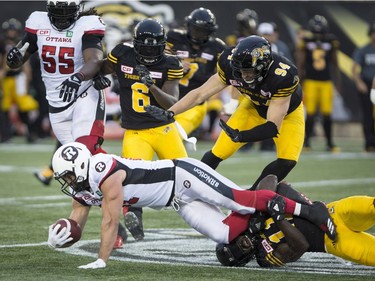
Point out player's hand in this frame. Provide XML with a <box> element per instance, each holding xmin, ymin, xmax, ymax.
<box><xmin>6</xmin><ymin>42</ymin><xmax>29</xmax><ymax>68</ymax></box>
<box><xmin>135</xmin><ymin>64</ymin><xmax>154</xmax><ymax>87</ymax></box>
<box><xmin>93</xmin><ymin>75</ymin><xmax>111</xmax><ymax>90</ymax></box>
<box><xmin>78</xmin><ymin>258</ymin><xmax>106</xmax><ymax>269</ymax></box>
<box><xmin>144</xmin><ymin>105</ymin><xmax>174</xmax><ymax>122</ymax></box>
<box><xmin>370</xmin><ymin>89</ymin><xmax>375</xmax><ymax>105</ymax></box>
<box><xmin>57</xmin><ymin>73</ymin><xmax>84</xmax><ymax>102</ymax></box>
<box><xmin>219</xmin><ymin>119</ymin><xmax>242</xmax><ymax>142</ymax></box>
<box><xmin>267</xmin><ymin>195</ymin><xmax>286</xmax><ymax>221</ymax></box>
<box><xmin>47</xmin><ymin>223</ymin><xmax>73</xmax><ymax>248</ymax></box>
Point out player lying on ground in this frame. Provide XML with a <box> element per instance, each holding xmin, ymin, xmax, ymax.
<box><xmin>48</xmin><ymin>142</ymin><xmax>336</xmax><ymax>269</ymax></box>
<box><xmin>216</xmin><ymin>175</ymin><xmax>375</xmax><ymax>267</ymax></box>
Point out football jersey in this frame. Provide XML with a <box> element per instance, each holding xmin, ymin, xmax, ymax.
<box><xmin>25</xmin><ymin>11</ymin><xmax>105</xmax><ymax>107</ymax></box>
<box><xmin>107</xmin><ymin>43</ymin><xmax>183</xmax><ymax>129</ymax></box>
<box><xmin>73</xmin><ymin>153</ymin><xmax>175</xmax><ymax>209</ymax></box>
<box><xmin>300</xmin><ymin>33</ymin><xmax>339</xmax><ymax>81</ymax></box>
<box><xmin>166</xmin><ymin>29</ymin><xmax>227</xmax><ymax>98</ymax></box>
<box><xmin>255</xmin><ymin>215</ymin><xmax>325</xmax><ymax>267</ymax></box>
<box><xmin>217</xmin><ymin>48</ymin><xmax>302</xmax><ymax>118</ymax></box>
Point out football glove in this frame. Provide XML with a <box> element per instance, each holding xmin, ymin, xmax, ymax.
<box><xmin>47</xmin><ymin>223</ymin><xmax>73</xmax><ymax>248</ymax></box>
<box><xmin>370</xmin><ymin>89</ymin><xmax>375</xmax><ymax>105</ymax></box>
<box><xmin>267</xmin><ymin>195</ymin><xmax>286</xmax><ymax>221</ymax></box>
<box><xmin>78</xmin><ymin>258</ymin><xmax>106</xmax><ymax>269</ymax></box>
<box><xmin>248</xmin><ymin>211</ymin><xmax>266</xmax><ymax>234</ymax></box>
<box><xmin>93</xmin><ymin>75</ymin><xmax>111</xmax><ymax>90</ymax></box>
<box><xmin>6</xmin><ymin>42</ymin><xmax>29</xmax><ymax>68</ymax></box>
<box><xmin>219</xmin><ymin>119</ymin><xmax>242</xmax><ymax>142</ymax></box>
<box><xmin>135</xmin><ymin>64</ymin><xmax>154</xmax><ymax>87</ymax></box>
<box><xmin>57</xmin><ymin>73</ymin><xmax>84</xmax><ymax>102</ymax></box>
<box><xmin>144</xmin><ymin>105</ymin><xmax>175</xmax><ymax>122</ymax></box>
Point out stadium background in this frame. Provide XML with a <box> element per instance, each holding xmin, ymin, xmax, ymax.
<box><xmin>2</xmin><ymin>0</ymin><xmax>375</xmax><ymax>123</ymax></box>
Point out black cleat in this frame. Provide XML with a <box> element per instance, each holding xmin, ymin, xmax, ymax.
<box><xmin>124</xmin><ymin>211</ymin><xmax>144</xmax><ymax>241</ymax></box>
<box><xmin>310</xmin><ymin>201</ymin><xmax>337</xmax><ymax>241</ymax></box>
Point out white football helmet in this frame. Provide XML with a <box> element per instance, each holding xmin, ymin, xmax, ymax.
<box><xmin>52</xmin><ymin>142</ymin><xmax>91</xmax><ymax>196</ymax></box>
<box><xmin>46</xmin><ymin>0</ymin><xmax>81</xmax><ymax>31</ymax></box>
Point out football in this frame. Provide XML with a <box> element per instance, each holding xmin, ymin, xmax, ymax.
<box><xmin>53</xmin><ymin>218</ymin><xmax>82</xmax><ymax>248</ymax></box>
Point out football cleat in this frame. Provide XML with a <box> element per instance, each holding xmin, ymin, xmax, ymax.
<box><xmin>124</xmin><ymin>211</ymin><xmax>144</xmax><ymax>241</ymax></box>
<box><xmin>310</xmin><ymin>201</ymin><xmax>337</xmax><ymax>241</ymax></box>
<box><xmin>33</xmin><ymin>167</ymin><xmax>54</xmax><ymax>186</ymax></box>
<box><xmin>113</xmin><ymin>235</ymin><xmax>123</xmax><ymax>249</ymax></box>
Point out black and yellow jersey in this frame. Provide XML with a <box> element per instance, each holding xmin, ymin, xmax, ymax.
<box><xmin>217</xmin><ymin>48</ymin><xmax>302</xmax><ymax>119</ymax></box>
<box><xmin>166</xmin><ymin>29</ymin><xmax>227</xmax><ymax>98</ymax></box>
<box><xmin>256</xmin><ymin>216</ymin><xmax>325</xmax><ymax>267</ymax></box>
<box><xmin>299</xmin><ymin>33</ymin><xmax>339</xmax><ymax>81</ymax></box>
<box><xmin>107</xmin><ymin>42</ymin><xmax>183</xmax><ymax>130</ymax></box>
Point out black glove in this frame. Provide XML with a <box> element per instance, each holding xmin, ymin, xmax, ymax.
<box><xmin>144</xmin><ymin>105</ymin><xmax>174</xmax><ymax>122</ymax></box>
<box><xmin>219</xmin><ymin>119</ymin><xmax>242</xmax><ymax>142</ymax></box>
<box><xmin>248</xmin><ymin>211</ymin><xmax>266</xmax><ymax>234</ymax></box>
<box><xmin>267</xmin><ymin>195</ymin><xmax>286</xmax><ymax>221</ymax></box>
<box><xmin>135</xmin><ymin>64</ymin><xmax>154</xmax><ymax>87</ymax></box>
<box><xmin>93</xmin><ymin>75</ymin><xmax>111</xmax><ymax>90</ymax></box>
<box><xmin>58</xmin><ymin>73</ymin><xmax>83</xmax><ymax>102</ymax></box>
<box><xmin>6</xmin><ymin>42</ymin><xmax>30</xmax><ymax>68</ymax></box>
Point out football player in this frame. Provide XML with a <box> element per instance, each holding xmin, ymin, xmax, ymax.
<box><xmin>48</xmin><ymin>142</ymin><xmax>336</xmax><ymax>269</ymax></box>
<box><xmin>98</xmin><ymin>18</ymin><xmax>188</xmax><ymax>241</ymax></box>
<box><xmin>166</xmin><ymin>7</ymin><xmax>227</xmax><ymax>136</ymax></box>
<box><xmin>5</xmin><ymin>0</ymin><xmax>107</xmax><ymax>154</ymax></box>
<box><xmin>216</xmin><ymin>175</ymin><xmax>375</xmax><ymax>267</ymax></box>
<box><xmin>295</xmin><ymin>15</ymin><xmax>341</xmax><ymax>152</ymax></box>
<box><xmin>146</xmin><ymin>35</ymin><xmax>305</xmax><ymax>190</ymax></box>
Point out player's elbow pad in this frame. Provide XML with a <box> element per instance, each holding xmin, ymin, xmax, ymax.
<box><xmin>240</xmin><ymin>121</ymin><xmax>279</xmax><ymax>142</ymax></box>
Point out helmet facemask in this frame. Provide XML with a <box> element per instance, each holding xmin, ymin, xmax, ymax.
<box><xmin>47</xmin><ymin>0</ymin><xmax>81</xmax><ymax>31</ymax></box>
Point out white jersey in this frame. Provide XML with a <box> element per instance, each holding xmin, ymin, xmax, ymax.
<box><xmin>25</xmin><ymin>11</ymin><xmax>105</xmax><ymax>108</ymax></box>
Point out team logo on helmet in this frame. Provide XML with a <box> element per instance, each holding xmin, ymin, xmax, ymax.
<box><xmin>61</xmin><ymin>146</ymin><xmax>79</xmax><ymax>162</ymax></box>
<box><xmin>250</xmin><ymin>46</ymin><xmax>270</xmax><ymax>67</ymax></box>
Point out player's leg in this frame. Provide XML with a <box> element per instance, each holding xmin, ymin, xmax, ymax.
<box><xmin>174</xmin><ymin>102</ymin><xmax>207</xmax><ymax>136</ymax></box>
<box><xmin>302</xmin><ymin>79</ymin><xmax>318</xmax><ymax>150</ymax></box>
<box><xmin>250</xmin><ymin>103</ymin><xmax>304</xmax><ymax>190</ymax></box>
<box><xmin>201</xmin><ymin>98</ymin><xmax>259</xmax><ymax>169</ymax></box>
<box><xmin>154</xmin><ymin>123</ymin><xmax>188</xmax><ymax>159</ymax></box>
<box><xmin>34</xmin><ymin>140</ymin><xmax>62</xmax><ymax>186</ymax></box>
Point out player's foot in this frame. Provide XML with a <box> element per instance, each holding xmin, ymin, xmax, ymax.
<box><xmin>327</xmin><ymin>145</ymin><xmax>340</xmax><ymax>153</ymax></box>
<box><xmin>124</xmin><ymin>211</ymin><xmax>144</xmax><ymax>241</ymax></box>
<box><xmin>113</xmin><ymin>235</ymin><xmax>123</xmax><ymax>249</ymax></box>
<box><xmin>33</xmin><ymin>167</ymin><xmax>53</xmax><ymax>186</ymax></box>
<box><xmin>118</xmin><ymin>222</ymin><xmax>128</xmax><ymax>242</ymax></box>
<box><xmin>310</xmin><ymin>201</ymin><xmax>337</xmax><ymax>241</ymax></box>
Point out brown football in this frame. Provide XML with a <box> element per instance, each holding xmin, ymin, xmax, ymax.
<box><xmin>53</xmin><ymin>218</ymin><xmax>82</xmax><ymax>248</ymax></box>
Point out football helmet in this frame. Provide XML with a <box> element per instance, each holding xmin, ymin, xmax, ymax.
<box><xmin>52</xmin><ymin>142</ymin><xmax>91</xmax><ymax>197</ymax></box>
<box><xmin>230</xmin><ymin>35</ymin><xmax>273</xmax><ymax>87</ymax></box>
<box><xmin>308</xmin><ymin>15</ymin><xmax>328</xmax><ymax>34</ymax></box>
<box><xmin>47</xmin><ymin>0</ymin><xmax>81</xmax><ymax>31</ymax></box>
<box><xmin>133</xmin><ymin>18</ymin><xmax>166</xmax><ymax>65</ymax></box>
<box><xmin>1</xmin><ymin>18</ymin><xmax>23</xmax><ymax>41</ymax></box>
<box><xmin>185</xmin><ymin>7</ymin><xmax>218</xmax><ymax>45</ymax></box>
<box><xmin>236</xmin><ymin>9</ymin><xmax>258</xmax><ymax>36</ymax></box>
<box><xmin>216</xmin><ymin>231</ymin><xmax>258</xmax><ymax>267</ymax></box>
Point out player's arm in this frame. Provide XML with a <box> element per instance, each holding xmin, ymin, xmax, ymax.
<box><xmin>97</xmin><ymin>170</ymin><xmax>126</xmax><ymax>263</ymax></box>
<box><xmin>267</xmin><ymin>95</ymin><xmax>291</xmax><ymax>130</ymax></box>
<box><xmin>6</xmin><ymin>32</ymin><xmax>37</xmax><ymax>69</ymax></box>
<box><xmin>79</xmin><ymin>34</ymin><xmax>105</xmax><ymax>81</ymax></box>
<box><xmin>170</xmin><ymin>73</ymin><xmax>228</xmax><ymax>115</ymax></box>
<box><xmin>272</xmin><ymin>219</ymin><xmax>309</xmax><ymax>263</ymax></box>
<box><xmin>69</xmin><ymin>198</ymin><xmax>91</xmax><ymax>232</ymax></box>
<box><xmin>150</xmin><ymin>79</ymin><xmax>179</xmax><ymax>109</ymax></box>
<box><xmin>100</xmin><ymin>58</ymin><xmax>116</xmax><ymax>75</ymax></box>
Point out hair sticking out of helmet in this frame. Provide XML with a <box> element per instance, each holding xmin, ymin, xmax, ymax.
<box><xmin>230</xmin><ymin>35</ymin><xmax>273</xmax><ymax>87</ymax></box>
<box><xmin>133</xmin><ymin>18</ymin><xmax>166</xmax><ymax>65</ymax></box>
<box><xmin>308</xmin><ymin>15</ymin><xmax>329</xmax><ymax>34</ymax></box>
<box><xmin>52</xmin><ymin>142</ymin><xmax>91</xmax><ymax>197</ymax></box>
<box><xmin>185</xmin><ymin>7</ymin><xmax>218</xmax><ymax>45</ymax></box>
<box><xmin>47</xmin><ymin>0</ymin><xmax>81</xmax><ymax>31</ymax></box>
<box><xmin>216</xmin><ymin>232</ymin><xmax>258</xmax><ymax>267</ymax></box>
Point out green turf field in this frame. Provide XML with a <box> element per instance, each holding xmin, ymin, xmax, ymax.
<box><xmin>0</xmin><ymin>136</ymin><xmax>374</xmax><ymax>281</ymax></box>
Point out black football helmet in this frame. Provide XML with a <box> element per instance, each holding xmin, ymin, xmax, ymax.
<box><xmin>133</xmin><ymin>18</ymin><xmax>166</xmax><ymax>65</ymax></box>
<box><xmin>2</xmin><ymin>18</ymin><xmax>23</xmax><ymax>41</ymax></box>
<box><xmin>308</xmin><ymin>15</ymin><xmax>329</xmax><ymax>34</ymax></box>
<box><xmin>47</xmin><ymin>0</ymin><xmax>81</xmax><ymax>31</ymax></box>
<box><xmin>185</xmin><ymin>7</ymin><xmax>218</xmax><ymax>45</ymax></box>
<box><xmin>230</xmin><ymin>35</ymin><xmax>273</xmax><ymax>87</ymax></box>
<box><xmin>236</xmin><ymin>9</ymin><xmax>258</xmax><ymax>36</ymax></box>
<box><xmin>216</xmin><ymin>231</ymin><xmax>258</xmax><ymax>267</ymax></box>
